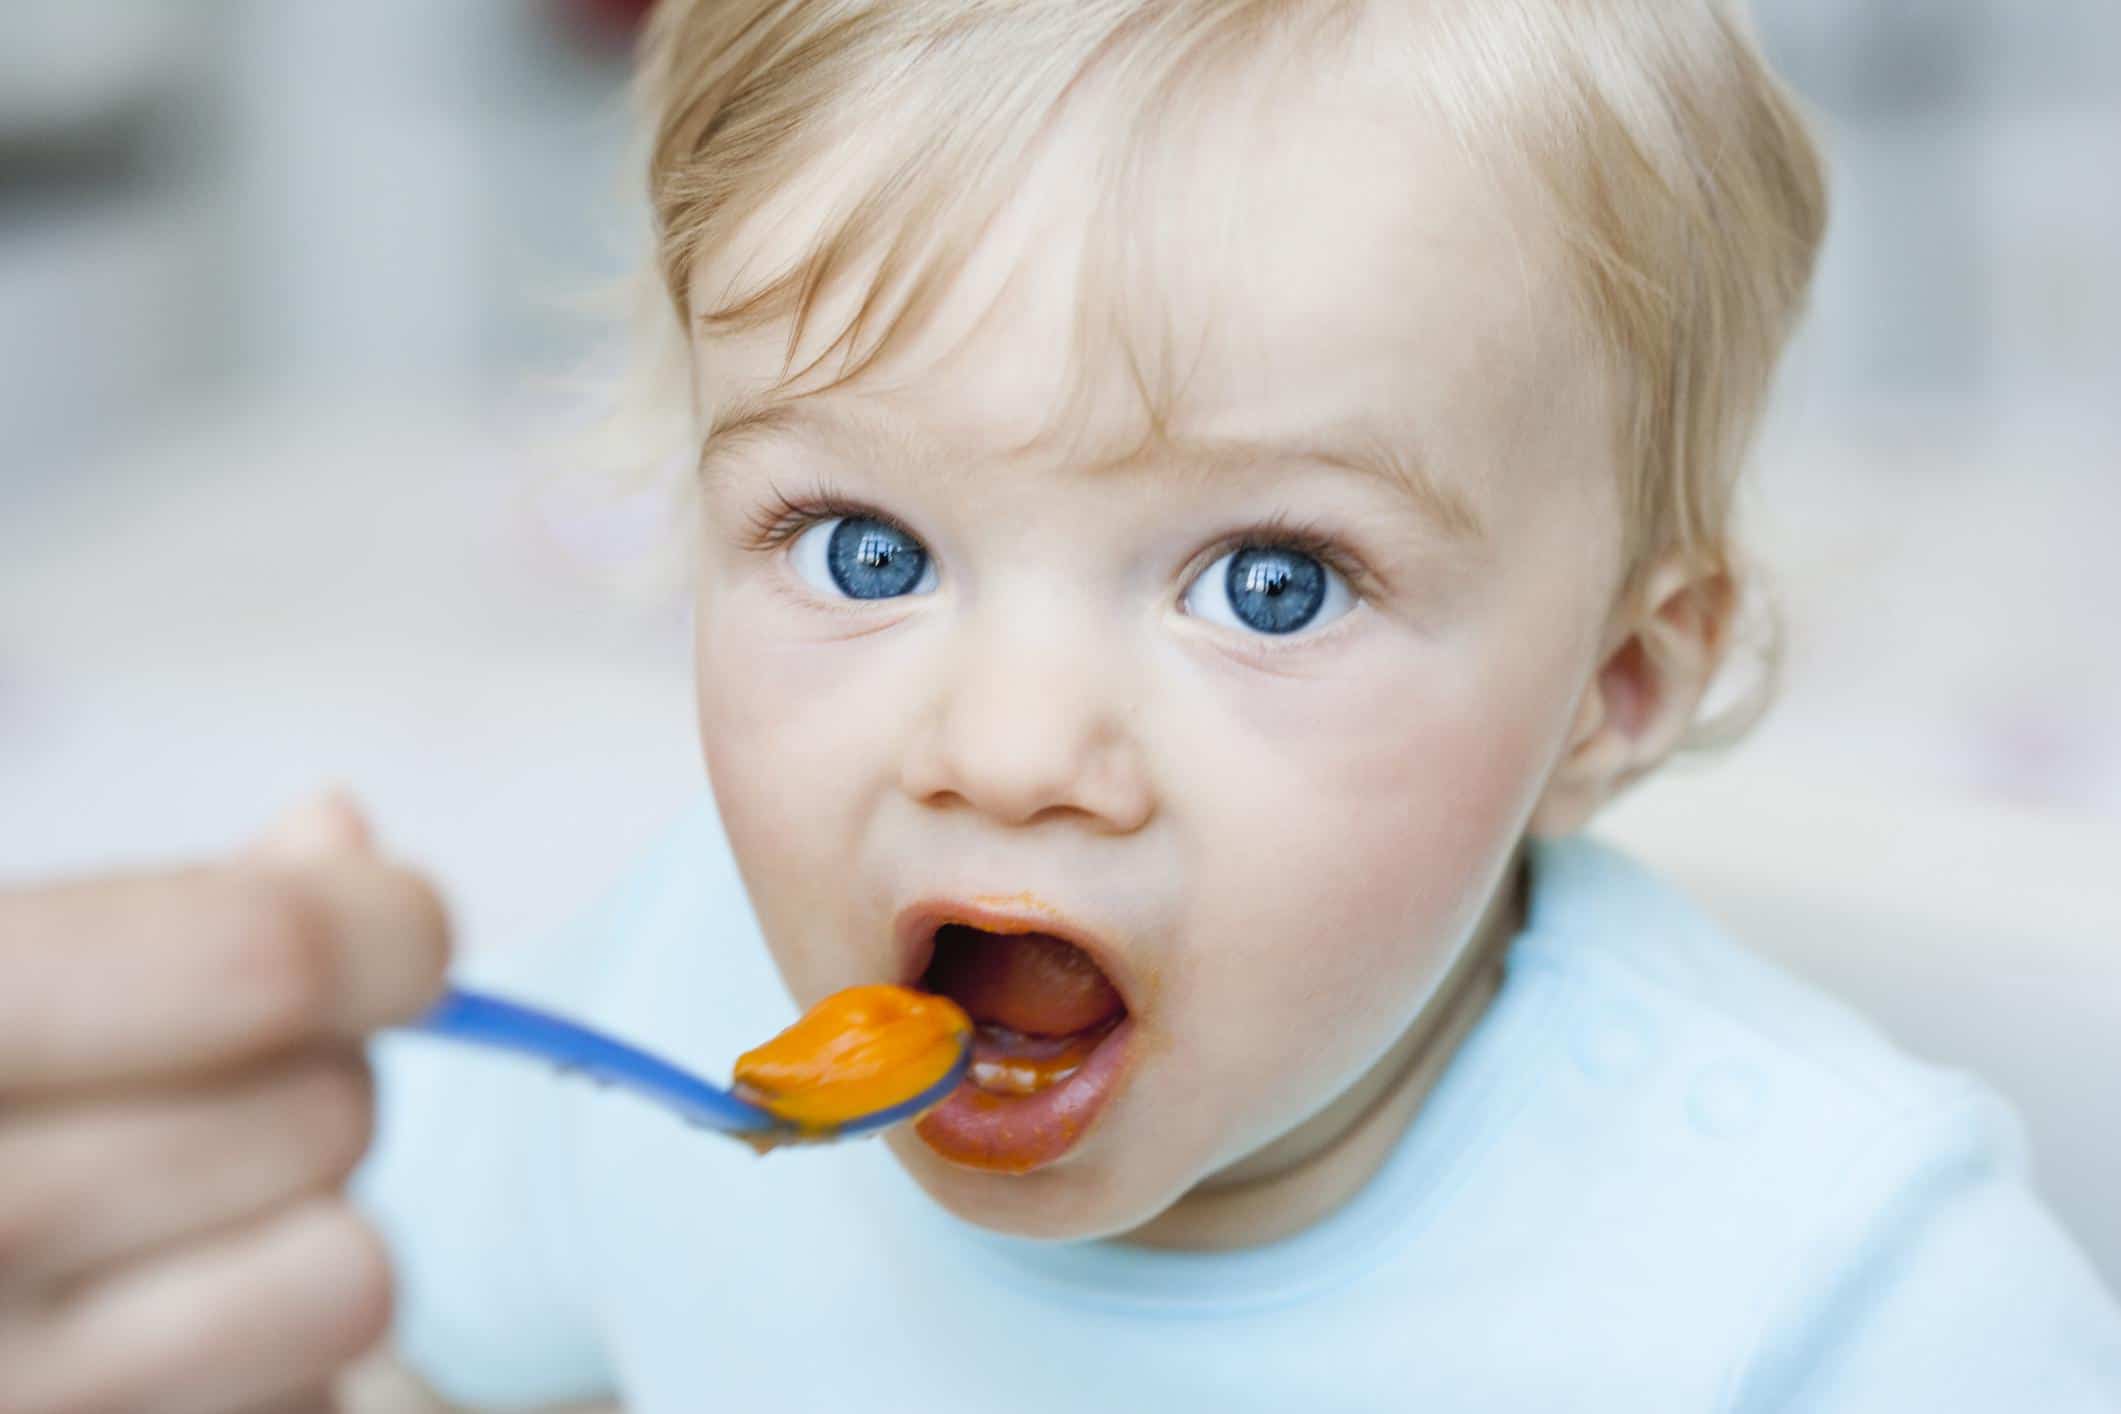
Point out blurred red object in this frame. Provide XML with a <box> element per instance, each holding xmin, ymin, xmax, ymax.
<box><xmin>555</xmin><ymin>0</ymin><xmax>655</xmax><ymax>46</ymax></box>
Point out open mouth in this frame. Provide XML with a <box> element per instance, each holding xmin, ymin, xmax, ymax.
<box><xmin>900</xmin><ymin>909</ymin><xmax>1136</xmax><ymax>1175</ymax></box>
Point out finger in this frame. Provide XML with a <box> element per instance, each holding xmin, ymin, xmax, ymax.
<box><xmin>334</xmin><ymin>1349</ymin><xmax>455</xmax><ymax>1414</ymax></box>
<box><xmin>243</xmin><ymin>859</ymin><xmax>452</xmax><ymax>1040</ymax></box>
<box><xmin>0</xmin><ymin>1050</ymin><xmax>373</xmax><ymax>1292</ymax></box>
<box><xmin>0</xmin><ymin>1197</ymin><xmax>393</xmax><ymax>1414</ymax></box>
<box><xmin>0</xmin><ymin>860</ymin><xmax>449</xmax><ymax>1095</ymax></box>
<box><xmin>248</xmin><ymin>789</ymin><xmax>377</xmax><ymax>865</ymax></box>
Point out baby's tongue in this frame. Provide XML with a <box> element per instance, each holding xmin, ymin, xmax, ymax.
<box><xmin>922</xmin><ymin>925</ymin><xmax>1123</xmax><ymax>1037</ymax></box>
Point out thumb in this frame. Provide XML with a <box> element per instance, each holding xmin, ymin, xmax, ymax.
<box><xmin>250</xmin><ymin>786</ymin><xmax>377</xmax><ymax>863</ymax></box>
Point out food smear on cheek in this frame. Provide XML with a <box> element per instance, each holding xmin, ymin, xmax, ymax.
<box><xmin>731</xmin><ymin>984</ymin><xmax>971</xmax><ymax>1134</ymax></box>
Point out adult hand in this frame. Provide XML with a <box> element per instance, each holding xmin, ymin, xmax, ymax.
<box><xmin>0</xmin><ymin>793</ymin><xmax>450</xmax><ymax>1414</ymax></box>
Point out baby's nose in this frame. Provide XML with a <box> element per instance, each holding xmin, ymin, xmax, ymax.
<box><xmin>899</xmin><ymin>613</ymin><xmax>1153</xmax><ymax>833</ymax></box>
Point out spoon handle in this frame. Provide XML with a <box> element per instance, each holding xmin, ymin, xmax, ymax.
<box><xmin>407</xmin><ymin>985</ymin><xmax>781</xmax><ymax>1134</ymax></box>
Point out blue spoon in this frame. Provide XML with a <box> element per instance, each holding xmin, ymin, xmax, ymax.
<box><xmin>405</xmin><ymin>984</ymin><xmax>971</xmax><ymax>1144</ymax></box>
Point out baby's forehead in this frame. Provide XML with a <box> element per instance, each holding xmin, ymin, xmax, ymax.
<box><xmin>689</xmin><ymin>55</ymin><xmax>1595</xmax><ymax>497</ymax></box>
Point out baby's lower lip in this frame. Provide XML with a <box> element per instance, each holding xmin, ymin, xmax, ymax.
<box><xmin>913</xmin><ymin>1016</ymin><xmax>1136</xmax><ymax>1174</ymax></box>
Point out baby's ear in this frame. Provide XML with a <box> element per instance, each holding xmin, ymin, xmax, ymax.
<box><xmin>1530</xmin><ymin>558</ymin><xmax>1736</xmax><ymax>837</ymax></box>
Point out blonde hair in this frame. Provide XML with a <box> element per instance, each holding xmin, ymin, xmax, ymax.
<box><xmin>625</xmin><ymin>0</ymin><xmax>1826</xmax><ymax>730</ymax></box>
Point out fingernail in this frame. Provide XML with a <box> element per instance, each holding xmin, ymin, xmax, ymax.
<box><xmin>253</xmin><ymin>786</ymin><xmax>374</xmax><ymax>861</ymax></box>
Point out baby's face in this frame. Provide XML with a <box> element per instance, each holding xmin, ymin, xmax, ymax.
<box><xmin>691</xmin><ymin>90</ymin><xmax>1622</xmax><ymax>1238</ymax></box>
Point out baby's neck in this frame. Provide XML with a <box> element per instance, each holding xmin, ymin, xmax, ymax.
<box><xmin>1118</xmin><ymin>853</ymin><xmax>1525</xmax><ymax>1252</ymax></box>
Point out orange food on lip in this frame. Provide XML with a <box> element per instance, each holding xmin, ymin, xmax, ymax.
<box><xmin>731</xmin><ymin>984</ymin><xmax>971</xmax><ymax>1131</ymax></box>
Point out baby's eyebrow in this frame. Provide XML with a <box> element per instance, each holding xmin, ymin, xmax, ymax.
<box><xmin>696</xmin><ymin>395</ymin><xmax>929</xmax><ymax>485</ymax></box>
<box><xmin>697</xmin><ymin>397</ymin><xmax>1484</xmax><ymax>541</ymax></box>
<box><xmin>1172</xmin><ymin>427</ymin><xmax>1486</xmax><ymax>542</ymax></box>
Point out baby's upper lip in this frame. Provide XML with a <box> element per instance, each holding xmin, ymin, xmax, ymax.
<box><xmin>892</xmin><ymin>896</ymin><xmax>1135</xmax><ymax>1011</ymax></box>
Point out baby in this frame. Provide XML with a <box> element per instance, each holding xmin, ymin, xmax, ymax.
<box><xmin>3</xmin><ymin>1</ymin><xmax>2117</xmax><ymax>1411</ymax></box>
<box><xmin>360</xmin><ymin>0</ymin><xmax>2120</xmax><ymax>1405</ymax></box>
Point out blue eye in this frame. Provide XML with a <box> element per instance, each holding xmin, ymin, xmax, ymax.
<box><xmin>1182</xmin><ymin>545</ymin><xmax>1353</xmax><ymax>636</ymax></box>
<box><xmin>790</xmin><ymin>515</ymin><xmax>937</xmax><ymax>600</ymax></box>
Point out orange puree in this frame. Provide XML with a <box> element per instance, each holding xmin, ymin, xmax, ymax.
<box><xmin>732</xmin><ymin>984</ymin><xmax>971</xmax><ymax>1131</ymax></box>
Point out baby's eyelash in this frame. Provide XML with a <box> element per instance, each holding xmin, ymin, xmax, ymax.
<box><xmin>1211</xmin><ymin>514</ymin><xmax>1376</xmax><ymax>597</ymax></box>
<box><xmin>739</xmin><ymin>483</ymin><xmax>908</xmax><ymax>552</ymax></box>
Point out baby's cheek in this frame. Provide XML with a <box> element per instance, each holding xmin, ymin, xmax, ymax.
<box><xmin>1176</xmin><ymin>669</ymin><xmax>1553</xmax><ymax>1130</ymax></box>
<box><xmin>697</xmin><ymin>621</ymin><xmax>797</xmax><ymax>841</ymax></box>
<box><xmin>1198</xmin><ymin>657</ymin><xmax>1548</xmax><ymax>922</ymax></box>
<box><xmin>1353</xmin><ymin>700</ymin><xmax>1547</xmax><ymax>896</ymax></box>
<box><xmin>694</xmin><ymin>603</ymin><xmax>881</xmax><ymax>956</ymax></box>
<box><xmin>697</xmin><ymin>587</ymin><xmax>891</xmax><ymax>802</ymax></box>
<box><xmin>1328</xmin><ymin>697</ymin><xmax>1546</xmax><ymax>970</ymax></box>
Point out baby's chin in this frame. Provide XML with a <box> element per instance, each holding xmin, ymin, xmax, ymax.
<box><xmin>882</xmin><ymin>1127</ymin><xmax>1195</xmax><ymax>1243</ymax></box>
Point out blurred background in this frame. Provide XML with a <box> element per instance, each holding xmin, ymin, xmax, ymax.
<box><xmin>3</xmin><ymin>0</ymin><xmax>2118</xmax><ymax>940</ymax></box>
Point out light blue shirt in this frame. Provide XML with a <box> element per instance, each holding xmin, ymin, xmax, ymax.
<box><xmin>360</xmin><ymin>799</ymin><xmax>2121</xmax><ymax>1411</ymax></box>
